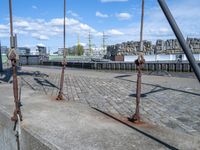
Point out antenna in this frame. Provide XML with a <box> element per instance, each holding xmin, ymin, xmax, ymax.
<box><xmin>76</xmin><ymin>33</ymin><xmax>81</xmax><ymax>56</ymax></box>
<box><xmin>78</xmin><ymin>33</ymin><xmax>80</xmax><ymax>46</ymax></box>
<box><xmin>102</xmin><ymin>32</ymin><xmax>109</xmax><ymax>55</ymax></box>
<box><xmin>88</xmin><ymin>32</ymin><xmax>92</xmax><ymax>56</ymax></box>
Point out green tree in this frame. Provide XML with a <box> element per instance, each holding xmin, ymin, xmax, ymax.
<box><xmin>77</xmin><ymin>44</ymin><xmax>84</xmax><ymax>56</ymax></box>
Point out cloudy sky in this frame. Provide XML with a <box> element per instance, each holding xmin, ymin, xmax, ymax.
<box><xmin>0</xmin><ymin>0</ymin><xmax>200</xmax><ymax>51</ymax></box>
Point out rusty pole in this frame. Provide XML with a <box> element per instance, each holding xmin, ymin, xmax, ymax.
<box><xmin>129</xmin><ymin>0</ymin><xmax>145</xmax><ymax>122</ymax></box>
<box><xmin>0</xmin><ymin>42</ymin><xmax>3</xmax><ymax>72</ymax></box>
<box><xmin>57</xmin><ymin>0</ymin><xmax>67</xmax><ymax>100</ymax></box>
<box><xmin>9</xmin><ymin>0</ymin><xmax>22</xmax><ymax>149</ymax></box>
<box><xmin>9</xmin><ymin>0</ymin><xmax>22</xmax><ymax>123</ymax></box>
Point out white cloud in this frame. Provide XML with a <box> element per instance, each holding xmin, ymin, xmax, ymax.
<box><xmin>48</xmin><ymin>18</ymin><xmax>64</xmax><ymax>26</ymax></box>
<box><xmin>14</xmin><ymin>20</ymin><xmax>29</xmax><ymax>27</ymax></box>
<box><xmin>37</xmin><ymin>43</ymin><xmax>46</xmax><ymax>47</ymax></box>
<box><xmin>80</xmin><ymin>42</ymin><xmax>87</xmax><ymax>47</ymax></box>
<box><xmin>116</xmin><ymin>13</ymin><xmax>132</xmax><ymax>20</ymax></box>
<box><xmin>0</xmin><ymin>24</ymin><xmax>8</xmax><ymax>30</ymax></box>
<box><xmin>67</xmin><ymin>10</ymin><xmax>79</xmax><ymax>18</ymax></box>
<box><xmin>107</xmin><ymin>29</ymin><xmax>124</xmax><ymax>36</ymax></box>
<box><xmin>0</xmin><ymin>17</ymin><xmax>99</xmax><ymax>42</ymax></box>
<box><xmin>32</xmin><ymin>33</ymin><xmax>49</xmax><ymax>40</ymax></box>
<box><xmin>14</xmin><ymin>29</ymin><xmax>28</xmax><ymax>35</ymax></box>
<box><xmin>0</xmin><ymin>33</ymin><xmax>9</xmax><ymax>38</ymax></box>
<box><xmin>101</xmin><ymin>0</ymin><xmax>128</xmax><ymax>3</ymax></box>
<box><xmin>1</xmin><ymin>0</ymin><xmax>199</xmax><ymax>47</ymax></box>
<box><xmin>96</xmin><ymin>11</ymin><xmax>109</xmax><ymax>18</ymax></box>
<box><xmin>0</xmin><ymin>24</ymin><xmax>9</xmax><ymax>38</ymax></box>
<box><xmin>79</xmin><ymin>24</ymin><xmax>92</xmax><ymax>31</ymax></box>
<box><xmin>104</xmin><ymin>0</ymin><xmax>200</xmax><ymax>44</ymax></box>
<box><xmin>49</xmin><ymin>18</ymin><xmax>80</xmax><ymax>26</ymax></box>
<box><xmin>32</xmin><ymin>5</ymin><xmax>37</xmax><ymax>9</ymax></box>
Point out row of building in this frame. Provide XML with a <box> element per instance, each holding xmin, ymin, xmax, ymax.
<box><xmin>53</xmin><ymin>47</ymin><xmax>106</xmax><ymax>57</ymax></box>
<box><xmin>106</xmin><ymin>38</ymin><xmax>200</xmax><ymax>58</ymax></box>
<box><xmin>0</xmin><ymin>45</ymin><xmax>47</xmax><ymax>56</ymax></box>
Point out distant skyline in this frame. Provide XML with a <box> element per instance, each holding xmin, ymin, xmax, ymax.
<box><xmin>0</xmin><ymin>0</ymin><xmax>200</xmax><ymax>52</ymax></box>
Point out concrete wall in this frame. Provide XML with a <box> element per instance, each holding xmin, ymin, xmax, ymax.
<box><xmin>19</xmin><ymin>55</ymin><xmax>49</xmax><ymax>65</ymax></box>
<box><xmin>124</xmin><ymin>54</ymin><xmax>200</xmax><ymax>62</ymax></box>
<box><xmin>0</xmin><ymin>110</ymin><xmax>51</xmax><ymax>150</ymax></box>
<box><xmin>43</xmin><ymin>61</ymin><xmax>199</xmax><ymax>72</ymax></box>
<box><xmin>19</xmin><ymin>55</ymin><xmax>40</xmax><ymax>65</ymax></box>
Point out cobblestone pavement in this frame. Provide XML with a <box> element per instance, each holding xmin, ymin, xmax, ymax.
<box><xmin>7</xmin><ymin>66</ymin><xmax>200</xmax><ymax>137</ymax></box>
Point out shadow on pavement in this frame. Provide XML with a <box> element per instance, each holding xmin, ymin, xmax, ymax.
<box><xmin>34</xmin><ymin>78</ymin><xmax>59</xmax><ymax>89</ymax></box>
<box><xmin>115</xmin><ymin>75</ymin><xmax>200</xmax><ymax>97</ymax></box>
<box><xmin>93</xmin><ymin>107</ymin><xmax>179</xmax><ymax>150</ymax></box>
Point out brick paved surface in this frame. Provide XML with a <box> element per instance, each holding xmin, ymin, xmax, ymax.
<box><xmin>4</xmin><ymin>66</ymin><xmax>200</xmax><ymax>137</ymax></box>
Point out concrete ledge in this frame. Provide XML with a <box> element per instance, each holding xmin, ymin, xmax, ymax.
<box><xmin>0</xmin><ymin>84</ymin><xmax>164</xmax><ymax>150</ymax></box>
<box><xmin>0</xmin><ymin>108</ymin><xmax>54</xmax><ymax>150</ymax></box>
<box><xmin>0</xmin><ymin>84</ymin><xmax>200</xmax><ymax>150</ymax></box>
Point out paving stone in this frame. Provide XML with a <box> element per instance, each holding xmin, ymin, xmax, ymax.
<box><xmin>19</xmin><ymin>66</ymin><xmax>200</xmax><ymax>136</ymax></box>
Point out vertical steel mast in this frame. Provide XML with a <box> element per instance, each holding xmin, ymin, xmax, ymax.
<box><xmin>129</xmin><ymin>0</ymin><xmax>145</xmax><ymax>122</ymax></box>
<box><xmin>57</xmin><ymin>0</ymin><xmax>67</xmax><ymax>100</ymax></box>
<box><xmin>158</xmin><ymin>0</ymin><xmax>200</xmax><ymax>82</ymax></box>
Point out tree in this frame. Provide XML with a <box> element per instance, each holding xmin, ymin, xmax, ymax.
<box><xmin>77</xmin><ymin>44</ymin><xmax>84</xmax><ymax>56</ymax></box>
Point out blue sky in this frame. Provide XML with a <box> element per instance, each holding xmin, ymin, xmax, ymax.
<box><xmin>0</xmin><ymin>0</ymin><xmax>200</xmax><ymax>52</ymax></box>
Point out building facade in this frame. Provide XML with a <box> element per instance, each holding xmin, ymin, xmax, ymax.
<box><xmin>16</xmin><ymin>47</ymin><xmax>31</xmax><ymax>55</ymax></box>
<box><xmin>106</xmin><ymin>38</ymin><xmax>200</xmax><ymax>58</ymax></box>
<box><xmin>0</xmin><ymin>46</ymin><xmax>8</xmax><ymax>55</ymax></box>
<box><xmin>106</xmin><ymin>40</ymin><xmax>153</xmax><ymax>58</ymax></box>
<box><xmin>187</xmin><ymin>38</ymin><xmax>200</xmax><ymax>54</ymax></box>
<box><xmin>37</xmin><ymin>45</ymin><xmax>47</xmax><ymax>56</ymax></box>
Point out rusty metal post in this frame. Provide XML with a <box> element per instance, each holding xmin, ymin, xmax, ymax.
<box><xmin>129</xmin><ymin>55</ymin><xmax>145</xmax><ymax>122</ymax></box>
<box><xmin>0</xmin><ymin>42</ymin><xmax>3</xmax><ymax>72</ymax></box>
<box><xmin>129</xmin><ymin>0</ymin><xmax>145</xmax><ymax>122</ymax></box>
<box><xmin>9</xmin><ymin>0</ymin><xmax>22</xmax><ymax>123</ymax></box>
<box><xmin>57</xmin><ymin>0</ymin><xmax>67</xmax><ymax>100</ymax></box>
<box><xmin>8</xmin><ymin>0</ymin><xmax>22</xmax><ymax>150</ymax></box>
